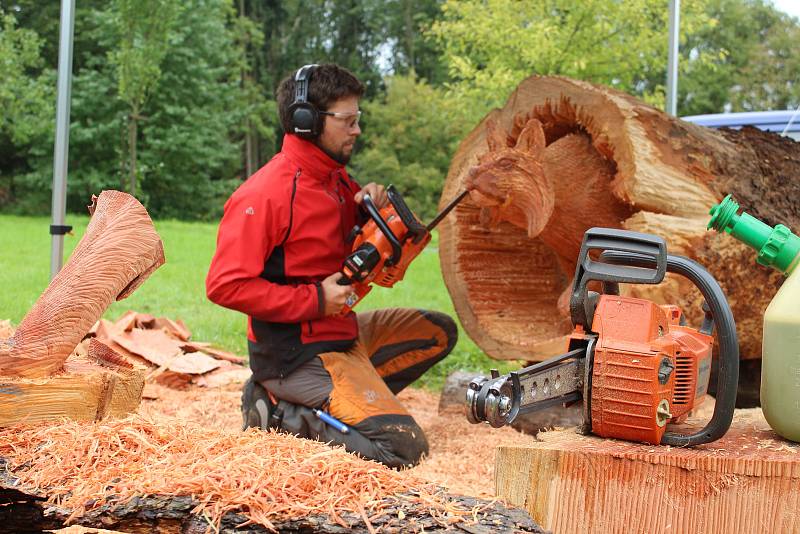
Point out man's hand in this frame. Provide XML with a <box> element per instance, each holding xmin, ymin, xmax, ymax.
<box><xmin>320</xmin><ymin>272</ymin><xmax>355</xmax><ymax>316</ymax></box>
<box><xmin>354</xmin><ymin>182</ymin><xmax>388</xmax><ymax>209</ymax></box>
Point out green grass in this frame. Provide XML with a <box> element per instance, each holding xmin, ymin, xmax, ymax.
<box><xmin>0</xmin><ymin>214</ymin><xmax>516</xmax><ymax>390</ymax></box>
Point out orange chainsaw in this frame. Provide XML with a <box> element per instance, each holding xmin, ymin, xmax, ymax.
<box><xmin>466</xmin><ymin>228</ymin><xmax>740</xmax><ymax>446</ymax></box>
<box><xmin>337</xmin><ymin>185</ymin><xmax>468</xmax><ymax>314</ymax></box>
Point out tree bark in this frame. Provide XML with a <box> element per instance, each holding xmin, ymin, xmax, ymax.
<box><xmin>439</xmin><ymin>75</ymin><xmax>800</xmax><ymax>364</ymax></box>
<box><xmin>0</xmin><ymin>473</ymin><xmax>545</xmax><ymax>534</ymax></box>
<box><xmin>128</xmin><ymin>113</ymin><xmax>138</xmax><ymax>197</ymax></box>
<box><xmin>0</xmin><ymin>190</ymin><xmax>164</xmax><ymax>378</ymax></box>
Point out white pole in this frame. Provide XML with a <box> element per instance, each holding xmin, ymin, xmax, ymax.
<box><xmin>666</xmin><ymin>0</ymin><xmax>680</xmax><ymax>116</ymax></box>
<box><xmin>50</xmin><ymin>0</ymin><xmax>76</xmax><ymax>280</ymax></box>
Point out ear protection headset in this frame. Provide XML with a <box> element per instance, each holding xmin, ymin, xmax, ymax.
<box><xmin>288</xmin><ymin>64</ymin><xmax>320</xmax><ymax>139</ymax></box>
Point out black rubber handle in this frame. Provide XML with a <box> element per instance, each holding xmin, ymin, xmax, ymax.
<box><xmin>386</xmin><ymin>185</ymin><xmax>427</xmax><ymax>244</ymax></box>
<box><xmin>600</xmin><ymin>250</ymin><xmax>739</xmax><ymax>446</ymax></box>
<box><xmin>361</xmin><ymin>194</ymin><xmax>402</xmax><ymax>266</ymax></box>
<box><xmin>570</xmin><ymin>228</ymin><xmax>667</xmax><ymax>328</ymax></box>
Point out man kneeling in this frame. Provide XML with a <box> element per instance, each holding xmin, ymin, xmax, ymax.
<box><xmin>206</xmin><ymin>63</ymin><xmax>457</xmax><ymax>468</ymax></box>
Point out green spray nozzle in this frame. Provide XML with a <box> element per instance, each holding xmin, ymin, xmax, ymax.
<box><xmin>708</xmin><ymin>194</ymin><xmax>800</xmax><ymax>273</ymax></box>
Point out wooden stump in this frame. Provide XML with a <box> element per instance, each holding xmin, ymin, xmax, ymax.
<box><xmin>439</xmin><ymin>75</ymin><xmax>800</xmax><ymax>364</ymax></box>
<box><xmin>495</xmin><ymin>409</ymin><xmax>800</xmax><ymax>533</ymax></box>
<box><xmin>0</xmin><ymin>339</ymin><xmax>146</xmax><ymax>425</ymax></box>
<box><xmin>0</xmin><ymin>191</ymin><xmax>162</xmax><ymax>422</ymax></box>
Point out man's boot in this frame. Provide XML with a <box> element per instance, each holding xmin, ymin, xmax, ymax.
<box><xmin>241</xmin><ymin>377</ymin><xmax>278</xmax><ymax>430</ymax></box>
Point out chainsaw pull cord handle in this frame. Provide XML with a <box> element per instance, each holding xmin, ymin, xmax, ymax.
<box><xmin>600</xmin><ymin>251</ymin><xmax>739</xmax><ymax>447</ymax></box>
<box><xmin>360</xmin><ymin>193</ymin><xmax>403</xmax><ymax>266</ymax></box>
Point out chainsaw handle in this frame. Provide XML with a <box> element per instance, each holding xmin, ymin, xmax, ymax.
<box><xmin>361</xmin><ymin>194</ymin><xmax>402</xmax><ymax>265</ymax></box>
<box><xmin>600</xmin><ymin>250</ymin><xmax>739</xmax><ymax>447</ymax></box>
<box><xmin>570</xmin><ymin>228</ymin><xmax>667</xmax><ymax>328</ymax></box>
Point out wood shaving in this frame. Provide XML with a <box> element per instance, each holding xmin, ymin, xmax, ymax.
<box><xmin>0</xmin><ymin>415</ymin><xmax>469</xmax><ymax>531</ymax></box>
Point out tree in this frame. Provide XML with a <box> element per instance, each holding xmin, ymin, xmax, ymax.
<box><xmin>231</xmin><ymin>2</ymin><xmax>274</xmax><ymax>177</ymax></box>
<box><xmin>385</xmin><ymin>0</ymin><xmax>448</xmax><ymax>84</ymax></box>
<box><xmin>728</xmin><ymin>3</ymin><xmax>800</xmax><ymax>111</ymax></box>
<box><xmin>0</xmin><ymin>9</ymin><xmax>53</xmax><ymax>209</ymax></box>
<box><xmin>0</xmin><ymin>11</ymin><xmax>52</xmax><ymax>148</ymax></box>
<box><xmin>428</xmin><ymin>0</ymin><xmax>716</xmax><ymax>123</ymax></box>
<box><xmin>672</xmin><ymin>0</ymin><xmax>800</xmax><ymax>115</ymax></box>
<box><xmin>109</xmin><ymin>0</ymin><xmax>179</xmax><ymax>197</ymax></box>
<box><xmin>351</xmin><ymin>73</ymin><xmax>471</xmax><ymax>219</ymax></box>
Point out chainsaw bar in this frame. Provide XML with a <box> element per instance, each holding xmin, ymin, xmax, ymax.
<box><xmin>466</xmin><ymin>347</ymin><xmax>587</xmax><ymax>428</ymax></box>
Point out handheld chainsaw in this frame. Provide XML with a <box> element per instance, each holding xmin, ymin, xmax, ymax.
<box><xmin>337</xmin><ymin>185</ymin><xmax>468</xmax><ymax>314</ymax></box>
<box><xmin>465</xmin><ymin>227</ymin><xmax>740</xmax><ymax>446</ymax></box>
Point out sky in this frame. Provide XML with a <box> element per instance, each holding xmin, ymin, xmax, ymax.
<box><xmin>770</xmin><ymin>0</ymin><xmax>800</xmax><ymax>19</ymax></box>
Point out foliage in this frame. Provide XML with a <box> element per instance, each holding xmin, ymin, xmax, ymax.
<box><xmin>1</xmin><ymin>0</ymin><xmax>252</xmax><ymax>220</ymax></box>
<box><xmin>132</xmin><ymin>0</ymin><xmax>250</xmax><ymax>220</ymax></box>
<box><xmin>428</xmin><ymin>0</ymin><xmax>717</xmax><ymax>123</ymax></box>
<box><xmin>0</xmin><ymin>9</ymin><xmax>54</xmax><ymax>209</ymax></box>
<box><xmin>109</xmin><ymin>0</ymin><xmax>180</xmax><ymax>195</ymax></box>
<box><xmin>352</xmin><ymin>72</ymin><xmax>471</xmax><ymax>219</ymax></box>
<box><xmin>0</xmin><ymin>10</ymin><xmax>53</xmax><ymax>146</ymax></box>
<box><xmin>726</xmin><ymin>2</ymin><xmax>800</xmax><ymax>111</ymax></box>
<box><xmin>670</xmin><ymin>0</ymin><xmax>800</xmax><ymax>115</ymax></box>
<box><xmin>1</xmin><ymin>0</ymin><xmax>799</xmax><ymax>219</ymax></box>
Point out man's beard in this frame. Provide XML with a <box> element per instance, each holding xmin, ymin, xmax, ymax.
<box><xmin>316</xmin><ymin>141</ymin><xmax>352</xmax><ymax>165</ymax></box>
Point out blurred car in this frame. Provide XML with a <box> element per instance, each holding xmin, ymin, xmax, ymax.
<box><xmin>682</xmin><ymin>110</ymin><xmax>800</xmax><ymax>141</ymax></box>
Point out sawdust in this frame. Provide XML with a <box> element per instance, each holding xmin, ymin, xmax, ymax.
<box><xmin>139</xmin><ymin>380</ymin><xmax>538</xmax><ymax>499</ymax></box>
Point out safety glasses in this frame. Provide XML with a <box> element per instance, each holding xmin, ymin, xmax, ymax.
<box><xmin>319</xmin><ymin>110</ymin><xmax>361</xmax><ymax>129</ymax></box>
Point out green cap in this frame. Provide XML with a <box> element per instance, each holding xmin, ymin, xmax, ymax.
<box><xmin>708</xmin><ymin>194</ymin><xmax>800</xmax><ymax>273</ymax></box>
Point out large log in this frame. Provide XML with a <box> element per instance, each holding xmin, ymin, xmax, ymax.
<box><xmin>0</xmin><ymin>190</ymin><xmax>164</xmax><ymax>378</ymax></box>
<box><xmin>494</xmin><ymin>408</ymin><xmax>800</xmax><ymax>534</ymax></box>
<box><xmin>0</xmin><ymin>470</ymin><xmax>544</xmax><ymax>534</ymax></box>
<box><xmin>439</xmin><ymin>75</ymin><xmax>800</xmax><ymax>366</ymax></box>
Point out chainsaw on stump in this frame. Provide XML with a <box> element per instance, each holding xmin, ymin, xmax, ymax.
<box><xmin>337</xmin><ymin>185</ymin><xmax>468</xmax><ymax>314</ymax></box>
<box><xmin>465</xmin><ymin>228</ymin><xmax>739</xmax><ymax>446</ymax></box>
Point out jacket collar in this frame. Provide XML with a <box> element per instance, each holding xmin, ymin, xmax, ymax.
<box><xmin>281</xmin><ymin>134</ymin><xmax>344</xmax><ymax>180</ymax></box>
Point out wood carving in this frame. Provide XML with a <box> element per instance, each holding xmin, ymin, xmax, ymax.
<box><xmin>439</xmin><ymin>75</ymin><xmax>800</xmax><ymax>364</ymax></box>
<box><xmin>0</xmin><ymin>190</ymin><xmax>163</xmax><ymax>423</ymax></box>
<box><xmin>0</xmin><ymin>190</ymin><xmax>164</xmax><ymax>378</ymax></box>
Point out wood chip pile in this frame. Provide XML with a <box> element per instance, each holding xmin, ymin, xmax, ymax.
<box><xmin>88</xmin><ymin>311</ymin><xmax>250</xmax><ymax>389</ymax></box>
<box><xmin>0</xmin><ymin>415</ymin><xmax>472</xmax><ymax>532</ymax></box>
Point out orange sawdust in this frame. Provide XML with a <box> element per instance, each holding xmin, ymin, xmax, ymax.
<box><xmin>0</xmin><ymin>415</ymin><xmax>472</xmax><ymax>532</ymax></box>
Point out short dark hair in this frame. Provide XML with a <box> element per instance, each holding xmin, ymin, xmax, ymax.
<box><xmin>276</xmin><ymin>64</ymin><xmax>365</xmax><ymax>135</ymax></box>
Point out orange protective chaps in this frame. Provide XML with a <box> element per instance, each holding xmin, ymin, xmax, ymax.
<box><xmin>260</xmin><ymin>308</ymin><xmax>457</xmax><ymax>468</ymax></box>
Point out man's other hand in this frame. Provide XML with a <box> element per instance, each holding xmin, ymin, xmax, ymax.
<box><xmin>321</xmin><ymin>272</ymin><xmax>354</xmax><ymax>315</ymax></box>
<box><xmin>354</xmin><ymin>182</ymin><xmax>388</xmax><ymax>209</ymax></box>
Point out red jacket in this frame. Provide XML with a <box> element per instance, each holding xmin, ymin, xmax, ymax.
<box><xmin>206</xmin><ymin>134</ymin><xmax>363</xmax><ymax>380</ymax></box>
